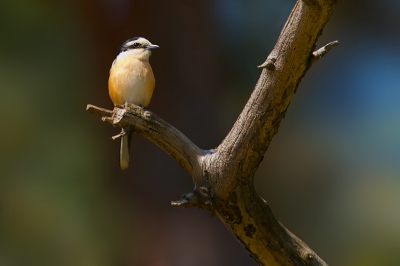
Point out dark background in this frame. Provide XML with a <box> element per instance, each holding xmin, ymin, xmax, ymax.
<box><xmin>1</xmin><ymin>0</ymin><xmax>400</xmax><ymax>265</ymax></box>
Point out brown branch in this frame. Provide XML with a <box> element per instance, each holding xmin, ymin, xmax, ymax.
<box><xmin>87</xmin><ymin>0</ymin><xmax>338</xmax><ymax>265</ymax></box>
<box><xmin>87</xmin><ymin>104</ymin><xmax>206</xmax><ymax>177</ymax></box>
<box><xmin>218</xmin><ymin>0</ymin><xmax>338</xmax><ymax>180</ymax></box>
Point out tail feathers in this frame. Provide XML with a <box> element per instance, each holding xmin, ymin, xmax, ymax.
<box><xmin>120</xmin><ymin>129</ymin><xmax>132</xmax><ymax>170</ymax></box>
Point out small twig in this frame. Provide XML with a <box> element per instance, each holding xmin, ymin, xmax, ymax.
<box><xmin>86</xmin><ymin>104</ymin><xmax>115</xmax><ymax>123</ymax></box>
<box><xmin>310</xmin><ymin>40</ymin><xmax>339</xmax><ymax>65</ymax></box>
<box><xmin>86</xmin><ymin>104</ymin><xmax>112</xmax><ymax>117</ymax></box>
<box><xmin>171</xmin><ymin>191</ymin><xmax>214</xmax><ymax>214</ymax></box>
<box><xmin>258</xmin><ymin>57</ymin><xmax>276</xmax><ymax>70</ymax></box>
<box><xmin>111</xmin><ymin>130</ymin><xmax>127</xmax><ymax>140</ymax></box>
<box><xmin>171</xmin><ymin>192</ymin><xmax>199</xmax><ymax>207</ymax></box>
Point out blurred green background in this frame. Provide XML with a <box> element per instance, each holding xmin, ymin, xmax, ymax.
<box><xmin>1</xmin><ymin>0</ymin><xmax>400</xmax><ymax>265</ymax></box>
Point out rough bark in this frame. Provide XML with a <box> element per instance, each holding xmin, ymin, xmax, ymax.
<box><xmin>87</xmin><ymin>0</ymin><xmax>337</xmax><ymax>265</ymax></box>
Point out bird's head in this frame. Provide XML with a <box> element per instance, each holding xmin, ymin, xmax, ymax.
<box><xmin>117</xmin><ymin>37</ymin><xmax>159</xmax><ymax>61</ymax></box>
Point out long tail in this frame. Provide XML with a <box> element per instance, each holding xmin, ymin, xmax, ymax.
<box><xmin>119</xmin><ymin>127</ymin><xmax>131</xmax><ymax>170</ymax></box>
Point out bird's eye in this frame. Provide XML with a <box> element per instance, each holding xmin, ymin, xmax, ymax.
<box><xmin>133</xmin><ymin>43</ymin><xmax>140</xmax><ymax>48</ymax></box>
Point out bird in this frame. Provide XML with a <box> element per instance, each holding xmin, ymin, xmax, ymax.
<box><xmin>108</xmin><ymin>37</ymin><xmax>159</xmax><ymax>169</ymax></box>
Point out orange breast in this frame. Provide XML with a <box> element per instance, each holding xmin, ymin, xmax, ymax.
<box><xmin>108</xmin><ymin>56</ymin><xmax>155</xmax><ymax>106</ymax></box>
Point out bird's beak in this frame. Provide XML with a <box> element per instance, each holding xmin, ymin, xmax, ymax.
<box><xmin>145</xmin><ymin>44</ymin><xmax>159</xmax><ymax>50</ymax></box>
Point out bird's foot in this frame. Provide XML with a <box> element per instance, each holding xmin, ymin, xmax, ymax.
<box><xmin>116</xmin><ymin>102</ymin><xmax>148</xmax><ymax>111</ymax></box>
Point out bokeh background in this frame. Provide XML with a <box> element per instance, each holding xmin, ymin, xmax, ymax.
<box><xmin>1</xmin><ymin>0</ymin><xmax>400</xmax><ymax>265</ymax></box>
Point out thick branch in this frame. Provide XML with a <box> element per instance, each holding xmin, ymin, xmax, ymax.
<box><xmin>219</xmin><ymin>0</ymin><xmax>337</xmax><ymax>180</ymax></box>
<box><xmin>87</xmin><ymin>104</ymin><xmax>205</xmax><ymax>177</ymax></box>
<box><xmin>202</xmin><ymin>0</ymin><xmax>337</xmax><ymax>265</ymax></box>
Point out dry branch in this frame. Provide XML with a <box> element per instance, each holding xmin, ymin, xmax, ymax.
<box><xmin>87</xmin><ymin>0</ymin><xmax>338</xmax><ymax>265</ymax></box>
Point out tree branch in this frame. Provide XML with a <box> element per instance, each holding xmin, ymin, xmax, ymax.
<box><xmin>87</xmin><ymin>0</ymin><xmax>338</xmax><ymax>265</ymax></box>
<box><xmin>219</xmin><ymin>0</ymin><xmax>338</xmax><ymax>180</ymax></box>
<box><xmin>87</xmin><ymin>104</ymin><xmax>206</xmax><ymax>178</ymax></box>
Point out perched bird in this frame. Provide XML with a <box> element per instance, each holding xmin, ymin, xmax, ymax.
<box><xmin>108</xmin><ymin>37</ymin><xmax>159</xmax><ymax>169</ymax></box>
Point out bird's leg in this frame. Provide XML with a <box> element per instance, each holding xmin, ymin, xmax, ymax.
<box><xmin>123</xmin><ymin>101</ymin><xmax>130</xmax><ymax>109</ymax></box>
<box><xmin>114</xmin><ymin>103</ymin><xmax>124</xmax><ymax>109</ymax></box>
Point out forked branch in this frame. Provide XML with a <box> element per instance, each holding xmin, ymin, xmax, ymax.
<box><xmin>87</xmin><ymin>0</ymin><xmax>338</xmax><ymax>265</ymax></box>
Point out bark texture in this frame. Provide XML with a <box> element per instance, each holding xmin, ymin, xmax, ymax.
<box><xmin>88</xmin><ymin>0</ymin><xmax>337</xmax><ymax>265</ymax></box>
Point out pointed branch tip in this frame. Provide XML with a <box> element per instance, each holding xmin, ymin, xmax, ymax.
<box><xmin>171</xmin><ymin>192</ymin><xmax>199</xmax><ymax>207</ymax></box>
<box><xmin>171</xmin><ymin>189</ymin><xmax>214</xmax><ymax>212</ymax></box>
<box><xmin>111</xmin><ymin>130</ymin><xmax>127</xmax><ymax>140</ymax></box>
<box><xmin>86</xmin><ymin>104</ymin><xmax>113</xmax><ymax>117</ymax></box>
<box><xmin>310</xmin><ymin>40</ymin><xmax>339</xmax><ymax>65</ymax></box>
<box><xmin>258</xmin><ymin>57</ymin><xmax>276</xmax><ymax>70</ymax></box>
